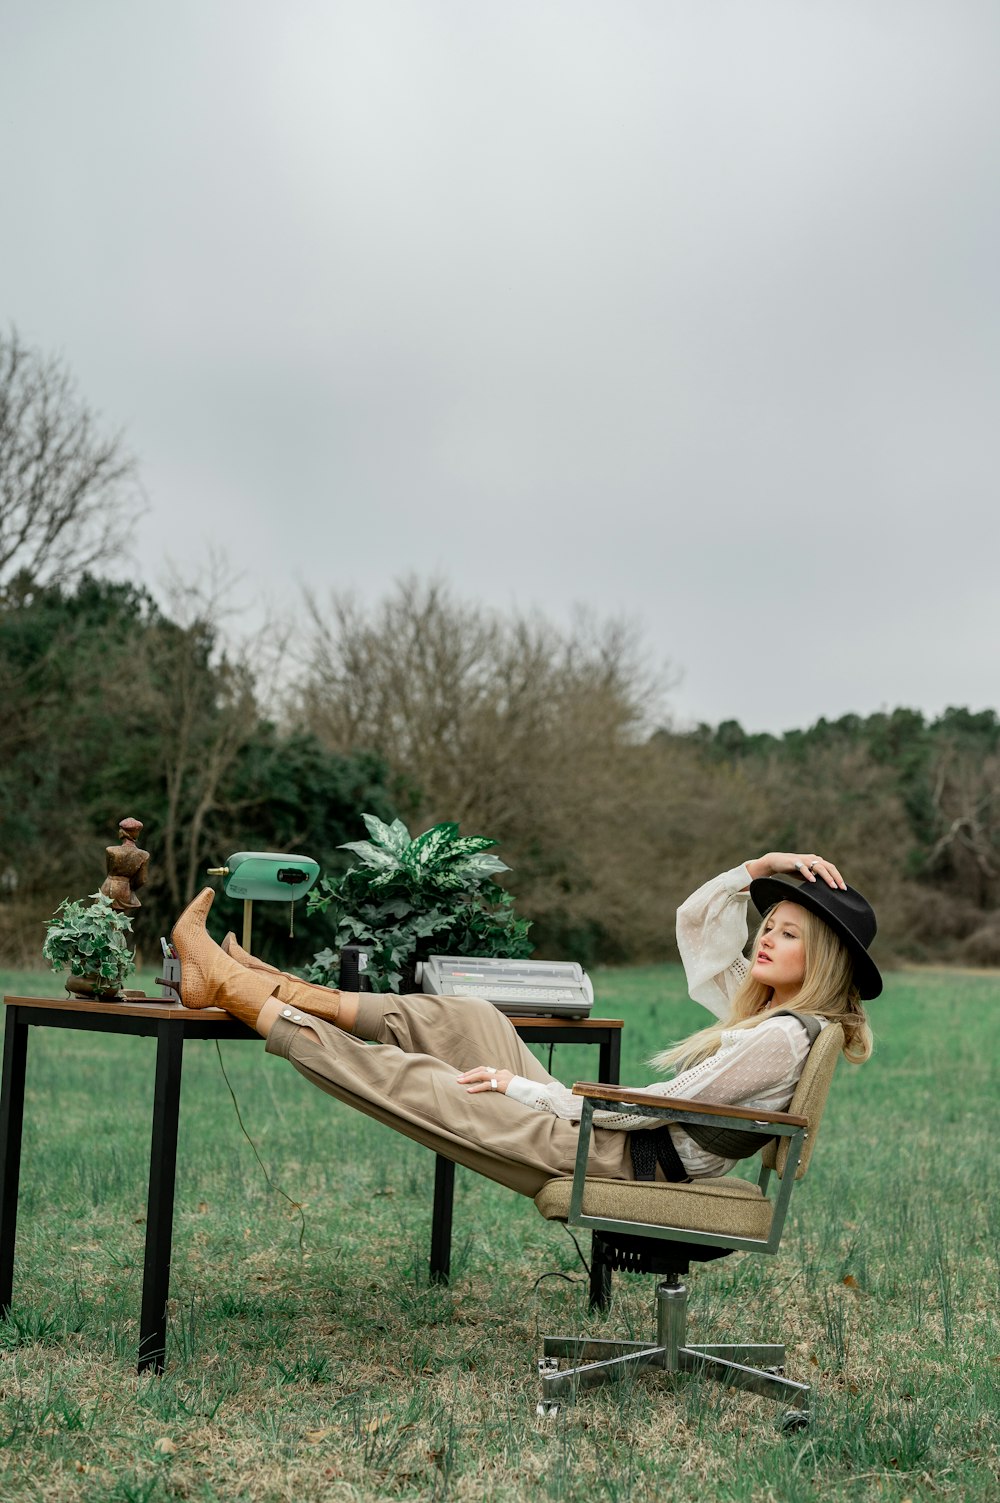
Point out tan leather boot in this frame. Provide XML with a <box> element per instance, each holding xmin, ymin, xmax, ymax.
<box><xmin>170</xmin><ymin>890</ymin><xmax>280</xmax><ymax>1027</ymax></box>
<box><xmin>220</xmin><ymin>932</ymin><xmax>280</xmax><ymax>975</ymax></box>
<box><xmin>220</xmin><ymin>932</ymin><xmax>353</xmax><ymax>1027</ymax></box>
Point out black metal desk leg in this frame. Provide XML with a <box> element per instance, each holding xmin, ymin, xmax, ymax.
<box><xmin>598</xmin><ymin>1031</ymin><xmax>621</xmax><ymax>1087</ymax></box>
<box><xmin>0</xmin><ymin>1009</ymin><xmax>29</xmax><ymax>1317</ymax></box>
<box><xmin>430</xmin><ymin>1155</ymin><xmax>455</xmax><ymax>1284</ymax></box>
<box><xmin>138</xmin><ymin>1021</ymin><xmax>184</xmax><ymax>1373</ymax></box>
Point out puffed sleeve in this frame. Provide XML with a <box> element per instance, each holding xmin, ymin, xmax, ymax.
<box><xmin>676</xmin><ymin>864</ymin><xmax>754</xmax><ymax>1019</ymax></box>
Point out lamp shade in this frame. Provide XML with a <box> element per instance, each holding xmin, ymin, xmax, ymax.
<box><xmin>220</xmin><ymin>852</ymin><xmax>319</xmax><ymax>903</ymax></box>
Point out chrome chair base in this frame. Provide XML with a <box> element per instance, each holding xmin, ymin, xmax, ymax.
<box><xmin>537</xmin><ymin>1275</ymin><xmax>810</xmax><ymax>1424</ymax></box>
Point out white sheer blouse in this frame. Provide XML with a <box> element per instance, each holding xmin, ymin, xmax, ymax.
<box><xmin>505</xmin><ymin>863</ymin><xmax>824</xmax><ymax>1178</ymax></box>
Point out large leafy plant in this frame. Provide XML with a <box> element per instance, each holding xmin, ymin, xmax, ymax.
<box><xmin>306</xmin><ymin>815</ymin><xmax>532</xmax><ymax>991</ymax></box>
<box><xmin>42</xmin><ymin>891</ymin><xmax>136</xmax><ymax>993</ymax></box>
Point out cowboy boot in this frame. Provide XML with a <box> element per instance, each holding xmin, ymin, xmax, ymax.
<box><xmin>173</xmin><ymin>891</ymin><xmax>354</xmax><ymax>1029</ymax></box>
<box><xmin>170</xmin><ymin>890</ymin><xmax>280</xmax><ymax>1027</ymax></box>
<box><xmin>221</xmin><ymin>932</ymin><xmax>281</xmax><ymax>977</ymax></box>
<box><xmin>219</xmin><ymin>931</ymin><xmax>359</xmax><ymax>1031</ymax></box>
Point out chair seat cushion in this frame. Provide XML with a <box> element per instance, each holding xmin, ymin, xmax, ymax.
<box><xmin>534</xmin><ymin>1174</ymin><xmax>773</xmax><ymax>1240</ymax></box>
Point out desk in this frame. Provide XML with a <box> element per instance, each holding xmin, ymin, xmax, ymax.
<box><xmin>0</xmin><ymin>997</ymin><xmax>622</xmax><ymax>1372</ymax></box>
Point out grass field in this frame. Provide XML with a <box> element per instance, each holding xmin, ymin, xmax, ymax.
<box><xmin>0</xmin><ymin>964</ymin><xmax>996</xmax><ymax>1502</ymax></box>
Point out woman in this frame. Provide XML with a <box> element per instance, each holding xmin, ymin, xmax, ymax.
<box><xmin>171</xmin><ymin>850</ymin><xmax>877</xmax><ymax>1196</ymax></box>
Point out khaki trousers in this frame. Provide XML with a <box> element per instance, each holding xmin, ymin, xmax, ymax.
<box><xmin>265</xmin><ymin>990</ymin><xmax>634</xmax><ymax>1198</ymax></box>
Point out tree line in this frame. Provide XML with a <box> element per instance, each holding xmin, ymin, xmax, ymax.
<box><xmin>2</xmin><ymin>329</ymin><xmax>998</xmax><ymax>972</ymax></box>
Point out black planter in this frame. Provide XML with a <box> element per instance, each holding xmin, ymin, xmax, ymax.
<box><xmin>338</xmin><ymin>945</ymin><xmax>421</xmax><ymax>995</ymax></box>
<box><xmin>398</xmin><ymin>960</ymin><xmax>418</xmax><ymax>995</ymax></box>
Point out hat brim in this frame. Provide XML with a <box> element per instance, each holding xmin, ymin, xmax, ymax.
<box><xmin>749</xmin><ymin>875</ymin><xmax>883</xmax><ymax>1000</ymax></box>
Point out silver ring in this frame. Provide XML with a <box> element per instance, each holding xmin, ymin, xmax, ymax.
<box><xmin>490</xmin><ymin>1077</ymin><xmax>498</xmax><ymax>1090</ymax></box>
<box><xmin>793</xmin><ymin>861</ymin><xmax>803</xmax><ymax>870</ymax></box>
<box><xmin>485</xmin><ymin>1066</ymin><xmax>497</xmax><ymax>1075</ymax></box>
<box><xmin>809</xmin><ymin>861</ymin><xmax>818</xmax><ymax>871</ymax></box>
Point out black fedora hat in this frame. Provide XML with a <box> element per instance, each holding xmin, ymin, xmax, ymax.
<box><xmin>749</xmin><ymin>875</ymin><xmax>882</xmax><ymax>1000</ymax></box>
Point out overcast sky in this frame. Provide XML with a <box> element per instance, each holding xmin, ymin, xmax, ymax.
<box><xmin>3</xmin><ymin>1</ymin><xmax>998</xmax><ymax>733</ymax></box>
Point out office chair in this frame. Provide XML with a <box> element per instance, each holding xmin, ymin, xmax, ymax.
<box><xmin>534</xmin><ymin>1021</ymin><xmax>844</xmax><ymax>1427</ymax></box>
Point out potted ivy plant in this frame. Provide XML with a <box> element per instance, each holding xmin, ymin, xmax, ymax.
<box><xmin>42</xmin><ymin>891</ymin><xmax>136</xmax><ymax>1000</ymax></box>
<box><xmin>306</xmin><ymin>815</ymin><xmax>532</xmax><ymax>992</ymax></box>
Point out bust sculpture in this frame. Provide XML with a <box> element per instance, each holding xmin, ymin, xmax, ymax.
<box><xmin>100</xmin><ymin>817</ymin><xmax>150</xmax><ymax>918</ymax></box>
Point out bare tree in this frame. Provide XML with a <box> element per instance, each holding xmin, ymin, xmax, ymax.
<box><xmin>0</xmin><ymin>328</ymin><xmax>143</xmax><ymax>593</ymax></box>
<box><xmin>295</xmin><ymin>578</ymin><xmax>667</xmax><ymax>818</ymax></box>
<box><xmin>132</xmin><ymin>562</ymin><xmax>282</xmax><ymax>907</ymax></box>
<box><xmin>292</xmin><ymin>577</ymin><xmax>687</xmax><ymax>957</ymax></box>
<box><xmin>926</xmin><ymin>744</ymin><xmax>1000</xmax><ymax>907</ymax></box>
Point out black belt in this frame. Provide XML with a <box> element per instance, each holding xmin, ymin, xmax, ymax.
<box><xmin>629</xmin><ymin>1125</ymin><xmax>692</xmax><ymax>1183</ymax></box>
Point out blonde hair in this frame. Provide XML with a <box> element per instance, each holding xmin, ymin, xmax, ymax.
<box><xmin>652</xmin><ymin>902</ymin><xmax>873</xmax><ymax>1074</ymax></box>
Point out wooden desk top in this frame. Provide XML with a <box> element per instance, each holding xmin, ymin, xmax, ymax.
<box><xmin>3</xmin><ymin>994</ymin><xmax>233</xmax><ymax>1021</ymax></box>
<box><xmin>509</xmin><ymin>1015</ymin><xmax>623</xmax><ymax>1030</ymax></box>
<box><xmin>3</xmin><ymin>995</ymin><xmax>622</xmax><ymax>1029</ymax></box>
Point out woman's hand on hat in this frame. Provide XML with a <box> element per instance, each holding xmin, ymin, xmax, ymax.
<box><xmin>747</xmin><ymin>852</ymin><xmax>847</xmax><ymax>889</ymax></box>
<box><xmin>457</xmin><ymin>1065</ymin><xmax>514</xmax><ymax>1094</ymax></box>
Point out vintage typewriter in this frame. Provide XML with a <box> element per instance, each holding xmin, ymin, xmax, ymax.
<box><xmin>416</xmin><ymin>955</ymin><xmax>594</xmax><ymax>1019</ymax></box>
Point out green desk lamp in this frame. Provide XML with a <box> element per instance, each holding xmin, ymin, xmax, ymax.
<box><xmin>206</xmin><ymin>852</ymin><xmax>320</xmax><ymax>950</ymax></box>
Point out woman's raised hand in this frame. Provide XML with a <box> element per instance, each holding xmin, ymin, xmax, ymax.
<box><xmin>745</xmin><ymin>852</ymin><xmax>847</xmax><ymax>889</ymax></box>
<box><xmin>457</xmin><ymin>1065</ymin><xmax>514</xmax><ymax>1094</ymax></box>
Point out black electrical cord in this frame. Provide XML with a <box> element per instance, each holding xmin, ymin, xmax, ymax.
<box><xmin>214</xmin><ymin>1040</ymin><xmax>307</xmax><ymax>1253</ymax></box>
<box><xmin>561</xmin><ymin>1224</ymin><xmax>592</xmax><ymax>1278</ymax></box>
<box><xmin>531</xmin><ymin>1225</ymin><xmax>593</xmax><ymax>1290</ymax></box>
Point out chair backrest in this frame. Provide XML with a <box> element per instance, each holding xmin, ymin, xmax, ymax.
<box><xmin>762</xmin><ymin>1021</ymin><xmax>843</xmax><ymax>1180</ymax></box>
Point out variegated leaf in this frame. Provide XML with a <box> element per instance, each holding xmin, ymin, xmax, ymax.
<box><xmin>443</xmin><ymin>836</ymin><xmax>498</xmax><ymax>859</ymax></box>
<box><xmin>361</xmin><ymin>814</ymin><xmax>397</xmax><ymax>850</ymax></box>
<box><xmin>338</xmin><ymin>840</ymin><xmax>400</xmax><ymax>870</ymax></box>
<box><xmin>361</xmin><ymin>813</ymin><xmax>412</xmax><ymax>854</ymax></box>
<box><xmin>404</xmin><ymin>823</ymin><xmax>459</xmax><ymax>869</ymax></box>
<box><xmin>387</xmin><ymin>819</ymin><xmax>412</xmax><ymax>852</ymax></box>
<box><xmin>456</xmin><ymin>853</ymin><xmax>509</xmax><ymax>877</ymax></box>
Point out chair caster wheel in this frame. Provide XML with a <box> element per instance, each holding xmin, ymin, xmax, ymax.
<box><xmin>536</xmin><ymin>1401</ymin><xmax>559</xmax><ymax>1419</ymax></box>
<box><xmin>780</xmin><ymin>1408</ymin><xmax>810</xmax><ymax>1432</ymax></box>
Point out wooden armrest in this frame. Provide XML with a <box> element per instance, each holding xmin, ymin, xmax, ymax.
<box><xmin>570</xmin><ymin>1082</ymin><xmax>808</xmax><ymax>1129</ymax></box>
